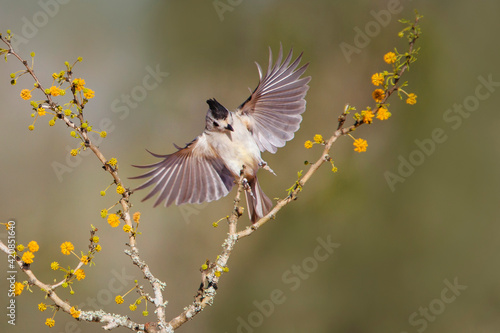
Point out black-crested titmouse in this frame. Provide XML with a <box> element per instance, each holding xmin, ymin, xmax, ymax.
<box><xmin>132</xmin><ymin>46</ymin><xmax>310</xmax><ymax>222</ymax></box>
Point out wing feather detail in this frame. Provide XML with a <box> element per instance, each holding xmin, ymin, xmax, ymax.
<box><xmin>131</xmin><ymin>135</ymin><xmax>234</xmax><ymax>207</ymax></box>
<box><xmin>237</xmin><ymin>45</ymin><xmax>311</xmax><ymax>153</ymax></box>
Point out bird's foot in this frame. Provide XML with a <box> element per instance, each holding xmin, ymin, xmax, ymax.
<box><xmin>259</xmin><ymin>161</ymin><xmax>276</xmax><ymax>176</ymax></box>
<box><xmin>242</xmin><ymin>178</ymin><xmax>255</xmax><ymax>199</ymax></box>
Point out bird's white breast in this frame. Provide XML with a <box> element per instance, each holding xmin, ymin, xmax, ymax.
<box><xmin>207</xmin><ymin>114</ymin><xmax>262</xmax><ymax>177</ymax></box>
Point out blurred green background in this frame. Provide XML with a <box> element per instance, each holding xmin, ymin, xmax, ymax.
<box><xmin>1</xmin><ymin>1</ymin><xmax>499</xmax><ymax>332</ymax></box>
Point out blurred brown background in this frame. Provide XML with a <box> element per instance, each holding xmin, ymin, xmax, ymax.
<box><xmin>1</xmin><ymin>1</ymin><xmax>499</xmax><ymax>332</ymax></box>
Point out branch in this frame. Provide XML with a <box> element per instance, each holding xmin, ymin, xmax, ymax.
<box><xmin>167</xmin><ymin>13</ymin><xmax>423</xmax><ymax>330</ymax></box>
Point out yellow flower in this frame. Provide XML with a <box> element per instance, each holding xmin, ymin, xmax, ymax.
<box><xmin>20</xmin><ymin>89</ymin><xmax>32</xmax><ymax>100</ymax></box>
<box><xmin>14</xmin><ymin>282</ymin><xmax>24</xmax><ymax>296</ymax></box>
<box><xmin>116</xmin><ymin>185</ymin><xmax>125</xmax><ymax>195</ymax></box>
<box><xmin>73</xmin><ymin>78</ymin><xmax>86</xmax><ymax>91</ymax></box>
<box><xmin>38</xmin><ymin>303</ymin><xmax>47</xmax><ymax>311</ymax></box>
<box><xmin>304</xmin><ymin>140</ymin><xmax>313</xmax><ymax>149</ymax></box>
<box><xmin>70</xmin><ymin>307</ymin><xmax>81</xmax><ymax>318</ymax></box>
<box><xmin>115</xmin><ymin>295</ymin><xmax>124</xmax><ymax>304</ymax></box>
<box><xmin>27</xmin><ymin>240</ymin><xmax>39</xmax><ymax>252</ymax></box>
<box><xmin>75</xmin><ymin>269</ymin><xmax>85</xmax><ymax>281</ymax></box>
<box><xmin>313</xmin><ymin>134</ymin><xmax>323</xmax><ymax>143</ymax></box>
<box><xmin>361</xmin><ymin>110</ymin><xmax>374</xmax><ymax>124</ymax></box>
<box><xmin>22</xmin><ymin>251</ymin><xmax>34</xmax><ymax>264</ymax></box>
<box><xmin>92</xmin><ymin>236</ymin><xmax>99</xmax><ymax>243</ymax></box>
<box><xmin>100</xmin><ymin>209</ymin><xmax>108</xmax><ymax>218</ymax></box>
<box><xmin>384</xmin><ymin>51</ymin><xmax>397</xmax><ymax>64</ymax></box>
<box><xmin>83</xmin><ymin>88</ymin><xmax>95</xmax><ymax>99</ymax></box>
<box><xmin>50</xmin><ymin>261</ymin><xmax>60</xmax><ymax>270</ymax></box>
<box><xmin>372</xmin><ymin>89</ymin><xmax>385</xmax><ymax>103</ymax></box>
<box><xmin>371</xmin><ymin>73</ymin><xmax>384</xmax><ymax>86</ymax></box>
<box><xmin>45</xmin><ymin>318</ymin><xmax>55</xmax><ymax>327</ymax></box>
<box><xmin>70</xmin><ymin>149</ymin><xmax>78</xmax><ymax>156</ymax></box>
<box><xmin>353</xmin><ymin>138</ymin><xmax>368</xmax><ymax>153</ymax></box>
<box><xmin>100</xmin><ymin>131</ymin><xmax>107</xmax><ymax>138</ymax></box>
<box><xmin>49</xmin><ymin>86</ymin><xmax>61</xmax><ymax>96</ymax></box>
<box><xmin>376</xmin><ymin>106</ymin><xmax>391</xmax><ymax>120</ymax></box>
<box><xmin>129</xmin><ymin>304</ymin><xmax>137</xmax><ymax>311</ymax></box>
<box><xmin>28</xmin><ymin>125</ymin><xmax>35</xmax><ymax>131</ymax></box>
<box><xmin>60</xmin><ymin>241</ymin><xmax>74</xmax><ymax>255</ymax></box>
<box><xmin>38</xmin><ymin>107</ymin><xmax>46</xmax><ymax>116</ymax></box>
<box><xmin>108</xmin><ymin>158</ymin><xmax>117</xmax><ymax>166</ymax></box>
<box><xmin>16</xmin><ymin>244</ymin><xmax>25</xmax><ymax>252</ymax></box>
<box><xmin>107</xmin><ymin>214</ymin><xmax>120</xmax><ymax>228</ymax></box>
<box><xmin>95</xmin><ymin>244</ymin><xmax>102</xmax><ymax>252</ymax></box>
<box><xmin>81</xmin><ymin>255</ymin><xmax>90</xmax><ymax>265</ymax></box>
<box><xmin>123</xmin><ymin>224</ymin><xmax>131</xmax><ymax>233</ymax></box>
<box><xmin>406</xmin><ymin>93</ymin><xmax>417</xmax><ymax>105</ymax></box>
<box><xmin>133</xmin><ymin>212</ymin><xmax>141</xmax><ymax>223</ymax></box>
<box><xmin>201</xmin><ymin>264</ymin><xmax>208</xmax><ymax>270</ymax></box>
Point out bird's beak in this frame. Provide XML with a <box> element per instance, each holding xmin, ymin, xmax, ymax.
<box><xmin>225</xmin><ymin>124</ymin><xmax>234</xmax><ymax>132</ymax></box>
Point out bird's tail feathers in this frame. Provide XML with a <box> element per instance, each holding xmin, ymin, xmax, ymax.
<box><xmin>245</xmin><ymin>177</ymin><xmax>273</xmax><ymax>223</ymax></box>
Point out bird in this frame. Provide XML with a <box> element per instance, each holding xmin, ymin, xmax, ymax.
<box><xmin>131</xmin><ymin>45</ymin><xmax>310</xmax><ymax>223</ymax></box>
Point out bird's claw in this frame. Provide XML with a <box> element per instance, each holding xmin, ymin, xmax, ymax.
<box><xmin>242</xmin><ymin>178</ymin><xmax>255</xmax><ymax>199</ymax></box>
<box><xmin>259</xmin><ymin>161</ymin><xmax>276</xmax><ymax>176</ymax></box>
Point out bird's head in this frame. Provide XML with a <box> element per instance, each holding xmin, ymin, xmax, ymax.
<box><xmin>205</xmin><ymin>98</ymin><xmax>234</xmax><ymax>132</ymax></box>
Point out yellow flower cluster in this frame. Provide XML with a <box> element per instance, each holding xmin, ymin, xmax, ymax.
<box><xmin>361</xmin><ymin>110</ymin><xmax>374</xmax><ymax>124</ymax></box>
<box><xmin>70</xmin><ymin>306</ymin><xmax>81</xmax><ymax>319</ymax></box>
<box><xmin>377</xmin><ymin>106</ymin><xmax>391</xmax><ymax>120</ymax></box>
<box><xmin>14</xmin><ymin>282</ymin><xmax>24</xmax><ymax>296</ymax></box>
<box><xmin>73</xmin><ymin>78</ymin><xmax>86</xmax><ymax>91</ymax></box>
<box><xmin>83</xmin><ymin>88</ymin><xmax>95</xmax><ymax>99</ymax></box>
<box><xmin>372</xmin><ymin>89</ymin><xmax>385</xmax><ymax>103</ymax></box>
<box><xmin>406</xmin><ymin>93</ymin><xmax>417</xmax><ymax>105</ymax></box>
<box><xmin>133</xmin><ymin>212</ymin><xmax>141</xmax><ymax>223</ymax></box>
<box><xmin>304</xmin><ymin>134</ymin><xmax>324</xmax><ymax>149</ymax></box>
<box><xmin>28</xmin><ymin>240</ymin><xmax>39</xmax><ymax>252</ymax></box>
<box><xmin>108</xmin><ymin>158</ymin><xmax>117</xmax><ymax>167</ymax></box>
<box><xmin>60</xmin><ymin>241</ymin><xmax>74</xmax><ymax>255</ymax></box>
<box><xmin>353</xmin><ymin>138</ymin><xmax>368</xmax><ymax>153</ymax></box>
<box><xmin>21</xmin><ymin>251</ymin><xmax>34</xmax><ymax>264</ymax></box>
<box><xmin>108</xmin><ymin>213</ymin><xmax>120</xmax><ymax>228</ymax></box>
<box><xmin>371</xmin><ymin>73</ymin><xmax>384</xmax><ymax>86</ymax></box>
<box><xmin>75</xmin><ymin>269</ymin><xmax>85</xmax><ymax>281</ymax></box>
<box><xmin>20</xmin><ymin>89</ymin><xmax>32</xmax><ymax>100</ymax></box>
<box><xmin>116</xmin><ymin>185</ymin><xmax>125</xmax><ymax>194</ymax></box>
<box><xmin>49</xmin><ymin>86</ymin><xmax>62</xmax><ymax>96</ymax></box>
<box><xmin>384</xmin><ymin>51</ymin><xmax>397</xmax><ymax>64</ymax></box>
<box><xmin>45</xmin><ymin>318</ymin><xmax>55</xmax><ymax>327</ymax></box>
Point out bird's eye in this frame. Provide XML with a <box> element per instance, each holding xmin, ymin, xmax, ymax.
<box><xmin>213</xmin><ymin>121</ymin><xmax>219</xmax><ymax>127</ymax></box>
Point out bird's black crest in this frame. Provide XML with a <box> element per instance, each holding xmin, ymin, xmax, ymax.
<box><xmin>207</xmin><ymin>98</ymin><xmax>229</xmax><ymax>119</ymax></box>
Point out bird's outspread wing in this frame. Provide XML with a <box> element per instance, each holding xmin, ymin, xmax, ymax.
<box><xmin>236</xmin><ymin>45</ymin><xmax>311</xmax><ymax>153</ymax></box>
<box><xmin>131</xmin><ymin>134</ymin><xmax>234</xmax><ymax>207</ymax></box>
